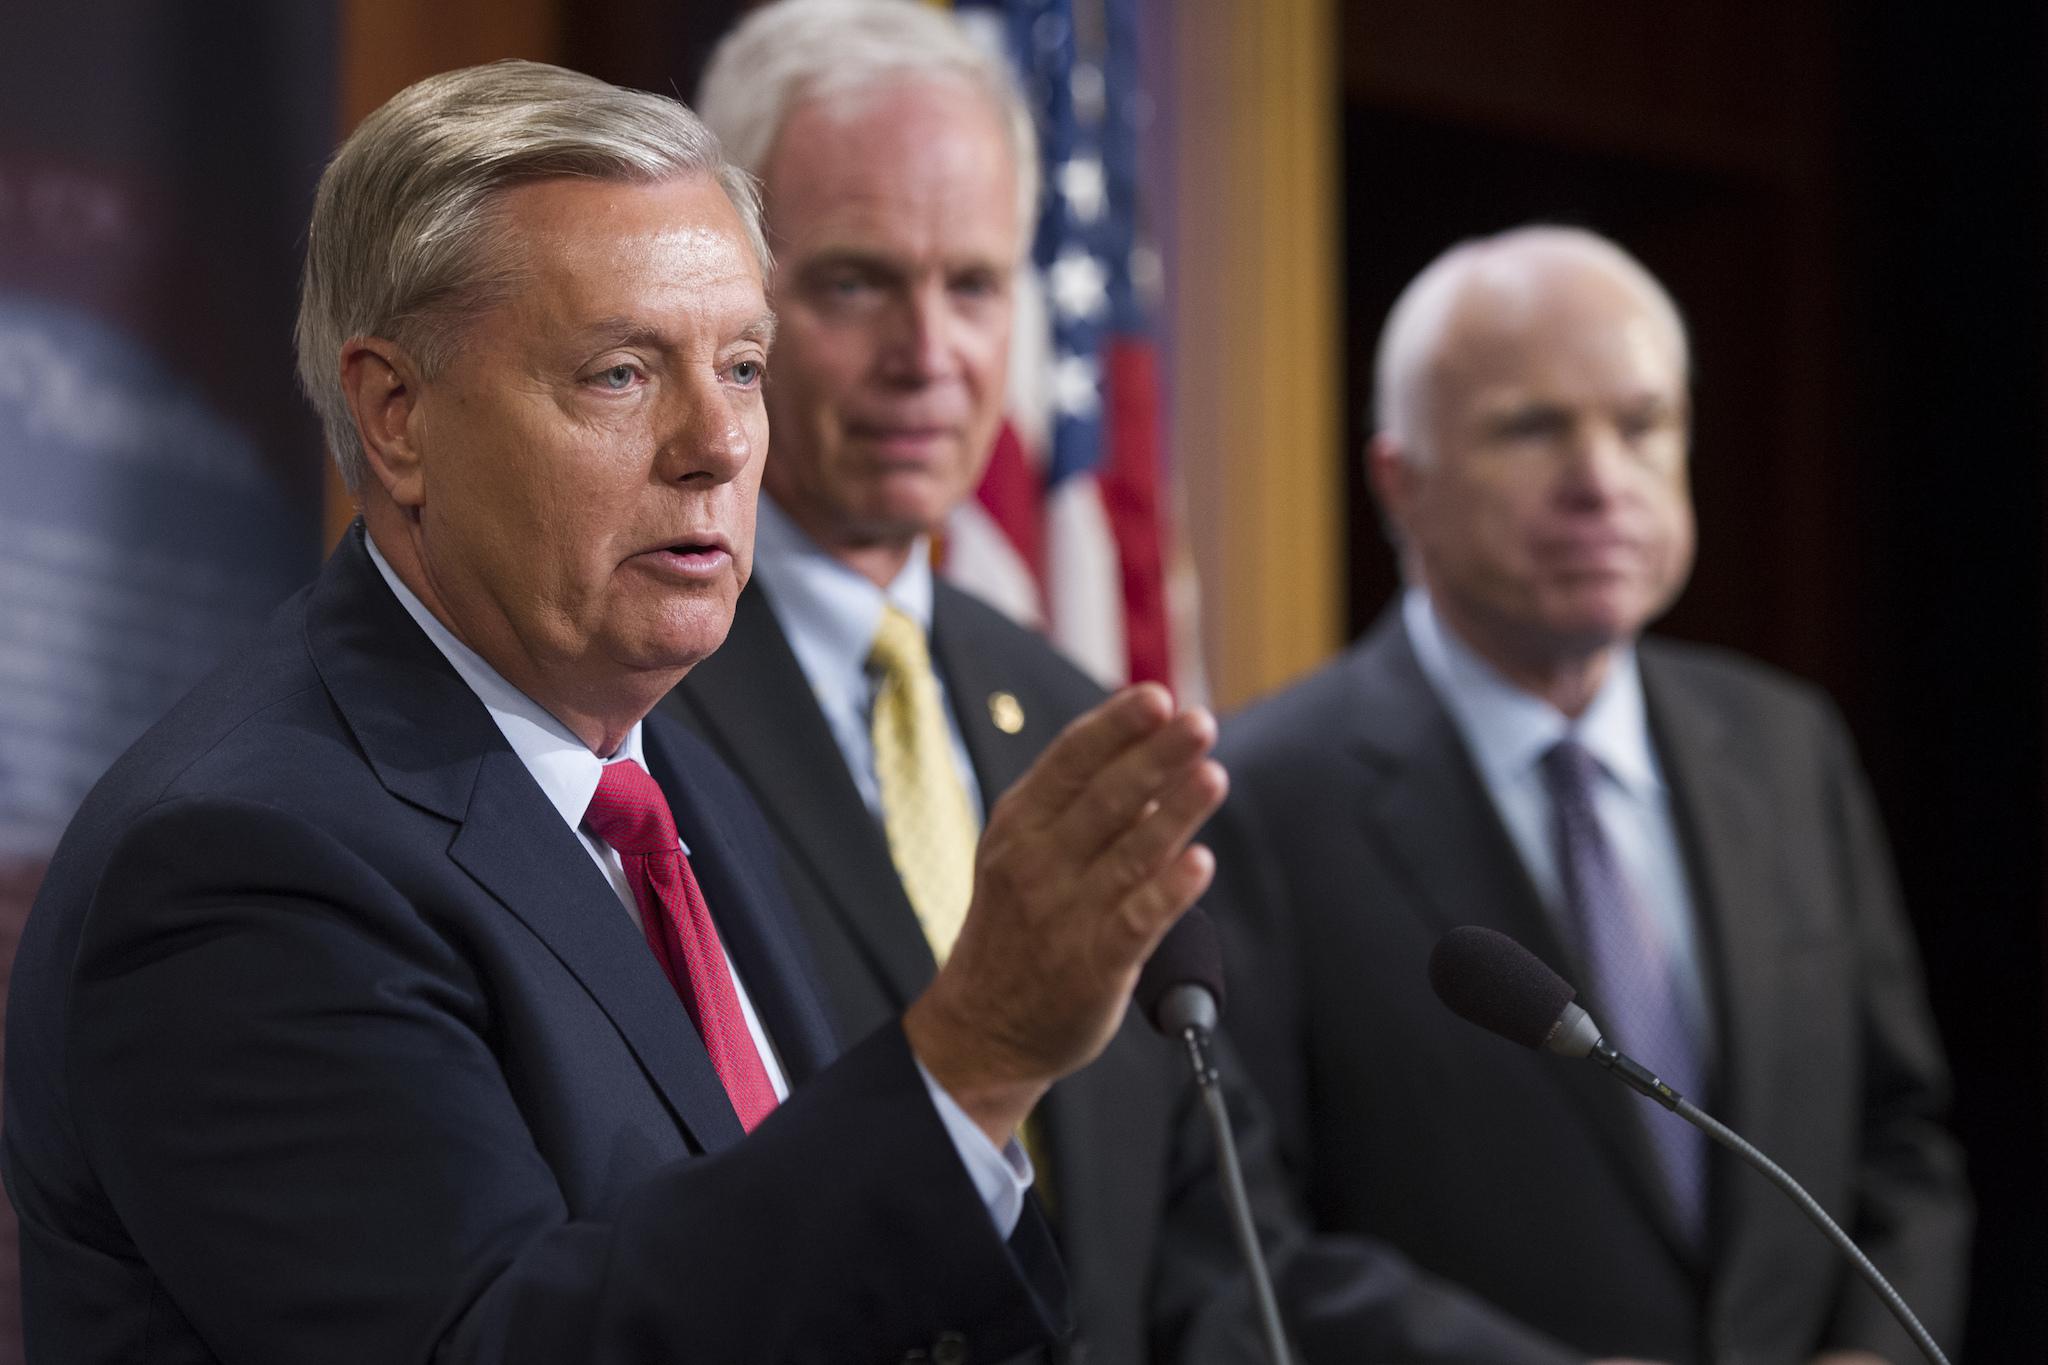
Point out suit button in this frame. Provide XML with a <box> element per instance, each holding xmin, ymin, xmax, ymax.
<box><xmin>932</xmin><ymin>1331</ymin><xmax>968</xmax><ymax>1365</ymax></box>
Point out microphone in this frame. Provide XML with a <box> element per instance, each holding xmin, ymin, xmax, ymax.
<box><xmin>1427</xmin><ymin>926</ymin><xmax>1950</xmax><ymax>1365</ymax></box>
<box><xmin>1140</xmin><ymin>908</ymin><xmax>1294</xmax><ymax>1365</ymax></box>
<box><xmin>1136</xmin><ymin>903</ymin><xmax>1228</xmax><ymax>1034</ymax></box>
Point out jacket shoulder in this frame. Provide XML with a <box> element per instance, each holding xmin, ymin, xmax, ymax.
<box><xmin>43</xmin><ymin>594</ymin><xmax>358</xmax><ymax>878</ymax></box>
<box><xmin>1639</xmin><ymin>635</ymin><xmax>1843</xmax><ymax>733</ymax></box>
<box><xmin>1219</xmin><ymin>638</ymin><xmax>1379</xmax><ymax>769</ymax></box>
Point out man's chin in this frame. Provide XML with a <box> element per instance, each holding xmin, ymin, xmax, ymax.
<box><xmin>850</xmin><ymin>477</ymin><xmax>969</xmax><ymax>538</ymax></box>
<box><xmin>612</xmin><ymin>605</ymin><xmax>738</xmax><ymax>679</ymax></box>
<box><xmin>1539</xmin><ymin>575</ymin><xmax>1683</xmax><ymax>637</ymax></box>
<box><xmin>1539</xmin><ymin>604</ymin><xmax>1660</xmax><ymax>655</ymax></box>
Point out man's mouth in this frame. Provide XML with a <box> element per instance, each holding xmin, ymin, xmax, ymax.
<box><xmin>851</xmin><ymin>424</ymin><xmax>955</xmax><ymax>459</ymax></box>
<box><xmin>636</xmin><ymin>536</ymin><xmax>732</xmax><ymax>578</ymax></box>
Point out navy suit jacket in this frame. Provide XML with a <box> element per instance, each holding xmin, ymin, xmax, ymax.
<box><xmin>2</xmin><ymin>527</ymin><xmax>1061</xmax><ymax>1364</ymax></box>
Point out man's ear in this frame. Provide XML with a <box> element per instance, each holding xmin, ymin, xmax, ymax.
<box><xmin>339</xmin><ymin>338</ymin><xmax>428</xmax><ymax>510</ymax></box>
<box><xmin>1366</xmin><ymin>432</ymin><xmax>1419</xmax><ymax>545</ymax></box>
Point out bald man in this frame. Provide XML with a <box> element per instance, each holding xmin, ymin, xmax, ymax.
<box><xmin>1215</xmin><ymin>226</ymin><xmax>1971</xmax><ymax>1365</ymax></box>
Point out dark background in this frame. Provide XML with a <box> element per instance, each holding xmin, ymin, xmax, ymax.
<box><xmin>1337</xmin><ymin>5</ymin><xmax>2048</xmax><ymax>1359</ymax></box>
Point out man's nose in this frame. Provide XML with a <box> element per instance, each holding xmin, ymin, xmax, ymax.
<box><xmin>1557</xmin><ymin>422</ymin><xmax>1631</xmax><ymax>503</ymax></box>
<box><xmin>881</xmin><ymin>285</ymin><xmax>956</xmax><ymax>383</ymax></box>
<box><xmin>654</xmin><ymin>372</ymin><xmax>757</xmax><ymax>485</ymax></box>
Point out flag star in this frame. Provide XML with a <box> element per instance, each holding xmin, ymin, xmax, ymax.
<box><xmin>1058</xmin><ymin>156</ymin><xmax>1107</xmax><ymax>225</ymax></box>
<box><xmin>1048</xmin><ymin>247</ymin><xmax>1110</xmax><ymax>322</ymax></box>
<box><xmin>1052</xmin><ymin>352</ymin><xmax>1101</xmax><ymax>418</ymax></box>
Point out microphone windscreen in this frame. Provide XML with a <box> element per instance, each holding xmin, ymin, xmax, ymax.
<box><xmin>1135</xmin><ymin>905</ymin><xmax>1227</xmax><ymax>1031</ymax></box>
<box><xmin>1428</xmin><ymin>925</ymin><xmax>1576</xmax><ymax>1049</ymax></box>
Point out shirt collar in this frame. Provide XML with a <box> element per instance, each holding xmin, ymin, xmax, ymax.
<box><xmin>750</xmin><ymin>494</ymin><xmax>936</xmax><ymax>672</ymax></box>
<box><xmin>1402</xmin><ymin>587</ymin><xmax>1662</xmax><ymax>800</ymax></box>
<box><xmin>363</xmin><ymin>531</ymin><xmax>645</xmax><ymax>835</ymax></box>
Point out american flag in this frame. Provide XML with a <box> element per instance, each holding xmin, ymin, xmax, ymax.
<box><xmin>945</xmin><ymin>0</ymin><xmax>1194</xmax><ymax>693</ymax></box>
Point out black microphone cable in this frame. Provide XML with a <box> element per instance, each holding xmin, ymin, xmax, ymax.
<box><xmin>1138</xmin><ymin>907</ymin><xmax>1297</xmax><ymax>1365</ymax></box>
<box><xmin>1428</xmin><ymin>924</ymin><xmax>1951</xmax><ymax>1365</ymax></box>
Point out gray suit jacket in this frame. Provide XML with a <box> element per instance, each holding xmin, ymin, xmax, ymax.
<box><xmin>663</xmin><ymin>581</ymin><xmax>1591</xmax><ymax>1365</ymax></box>
<box><xmin>1214</xmin><ymin>611</ymin><xmax>1972</xmax><ymax>1365</ymax></box>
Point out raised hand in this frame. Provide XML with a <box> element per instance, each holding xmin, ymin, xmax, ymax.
<box><xmin>904</xmin><ymin>683</ymin><xmax>1227</xmax><ymax>1145</ymax></box>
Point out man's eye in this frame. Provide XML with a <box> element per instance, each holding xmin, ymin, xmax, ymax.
<box><xmin>953</xmin><ymin>271</ymin><xmax>1003</xmax><ymax>301</ymax></box>
<box><xmin>819</xmin><ymin>273</ymin><xmax>876</xmax><ymax>301</ymax></box>
<box><xmin>1619</xmin><ymin>410</ymin><xmax>1673</xmax><ymax>442</ymax></box>
<box><xmin>588</xmin><ymin>363</ymin><xmax>642</xmax><ymax>391</ymax></box>
<box><xmin>1498</xmin><ymin>410</ymin><xmax>1565</xmax><ymax>440</ymax></box>
<box><xmin>729</xmin><ymin>359</ymin><xmax>765</xmax><ymax>387</ymax></box>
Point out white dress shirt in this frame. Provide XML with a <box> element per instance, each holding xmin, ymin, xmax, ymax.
<box><xmin>363</xmin><ymin>531</ymin><xmax>1027</xmax><ymax>1231</ymax></box>
<box><xmin>750</xmin><ymin>496</ymin><xmax>985</xmax><ymax>821</ymax></box>
<box><xmin>1403</xmin><ymin>588</ymin><xmax>1713</xmax><ymax>1048</ymax></box>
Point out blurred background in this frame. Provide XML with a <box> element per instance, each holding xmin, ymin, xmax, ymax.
<box><xmin>1</xmin><ymin>1</ymin><xmax>2042</xmax><ymax>1359</ymax></box>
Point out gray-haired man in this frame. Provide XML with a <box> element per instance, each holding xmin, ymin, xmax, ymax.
<box><xmin>665</xmin><ymin>4</ymin><xmax>1606</xmax><ymax>1362</ymax></box>
<box><xmin>1217</xmin><ymin>226</ymin><xmax>1972</xmax><ymax>1364</ymax></box>
<box><xmin>4</xmin><ymin>59</ymin><xmax>1230</xmax><ymax>1364</ymax></box>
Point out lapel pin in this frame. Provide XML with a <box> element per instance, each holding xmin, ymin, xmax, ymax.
<box><xmin>988</xmin><ymin>691</ymin><xmax>1025</xmax><ymax>735</ymax></box>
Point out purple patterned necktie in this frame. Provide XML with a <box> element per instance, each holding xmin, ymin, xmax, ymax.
<box><xmin>1540</xmin><ymin>738</ymin><xmax>1707</xmax><ymax>1243</ymax></box>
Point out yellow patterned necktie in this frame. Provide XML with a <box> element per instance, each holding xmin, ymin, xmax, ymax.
<box><xmin>868</xmin><ymin>604</ymin><xmax>980</xmax><ymax>962</ymax></box>
<box><xmin>869</xmin><ymin>605</ymin><xmax>1057</xmax><ymax>1207</ymax></box>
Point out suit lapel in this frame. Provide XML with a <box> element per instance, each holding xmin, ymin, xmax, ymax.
<box><xmin>670</xmin><ymin>585</ymin><xmax>939</xmax><ymax>1010</ymax></box>
<box><xmin>1352</xmin><ymin>616</ymin><xmax>1702</xmax><ymax>1262</ymax></box>
<box><xmin>1640</xmin><ymin>649</ymin><xmax>1782</xmax><ymax>1272</ymax></box>
<box><xmin>932</xmin><ymin>586</ymin><xmax>1044</xmax><ymax>805</ymax></box>
<box><xmin>308</xmin><ymin>527</ymin><xmax>749</xmax><ymax>1156</ymax></box>
<box><xmin>643</xmin><ymin>720</ymin><xmax>841</xmax><ymax>1085</ymax></box>
<box><xmin>447</xmin><ymin>757</ymin><xmax>747</xmax><ymax>1154</ymax></box>
<box><xmin>1345</xmin><ymin>619</ymin><xmax>1572</xmax><ymax>971</ymax></box>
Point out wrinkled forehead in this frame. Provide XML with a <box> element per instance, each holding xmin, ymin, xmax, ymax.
<box><xmin>499</xmin><ymin>173</ymin><xmax>761</xmax><ymax>280</ymax></box>
<box><xmin>762</xmin><ymin>78</ymin><xmax>1020</xmax><ymax>233</ymax></box>
<box><xmin>463</xmin><ymin>174</ymin><xmax>771</xmax><ymax>355</ymax></box>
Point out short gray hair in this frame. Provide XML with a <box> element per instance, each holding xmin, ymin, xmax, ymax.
<box><xmin>1373</xmin><ymin>224</ymin><xmax>1690</xmax><ymax>467</ymax></box>
<box><xmin>696</xmin><ymin>0</ymin><xmax>1039</xmax><ymax>239</ymax></box>
<box><xmin>295</xmin><ymin>59</ymin><xmax>767</xmax><ymax>493</ymax></box>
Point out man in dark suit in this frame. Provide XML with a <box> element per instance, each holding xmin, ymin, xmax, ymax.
<box><xmin>664</xmin><ymin>5</ymin><xmax>1595</xmax><ymax>1361</ymax></box>
<box><xmin>1216</xmin><ymin>225</ymin><xmax>1972</xmax><ymax>1364</ymax></box>
<box><xmin>1</xmin><ymin>60</ymin><xmax>1235</xmax><ymax>1364</ymax></box>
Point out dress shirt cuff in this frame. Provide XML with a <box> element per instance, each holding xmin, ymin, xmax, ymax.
<box><xmin>915</xmin><ymin>1058</ymin><xmax>1034</xmax><ymax>1238</ymax></box>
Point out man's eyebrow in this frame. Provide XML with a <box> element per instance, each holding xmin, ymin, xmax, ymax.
<box><xmin>571</xmin><ymin>311</ymin><xmax>779</xmax><ymax>350</ymax></box>
<box><xmin>797</xmin><ymin>248</ymin><xmax>905</xmax><ymax>278</ymax></box>
<box><xmin>575</xmin><ymin>318</ymin><xmax>673</xmax><ymax>351</ymax></box>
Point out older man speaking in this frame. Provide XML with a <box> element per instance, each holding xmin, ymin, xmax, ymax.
<box><xmin>2</xmin><ymin>61</ymin><xmax>1227</xmax><ymax>1364</ymax></box>
<box><xmin>1216</xmin><ymin>226</ymin><xmax>1972</xmax><ymax>1365</ymax></box>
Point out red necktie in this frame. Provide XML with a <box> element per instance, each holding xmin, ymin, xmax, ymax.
<box><xmin>583</xmin><ymin>759</ymin><xmax>779</xmax><ymax>1131</ymax></box>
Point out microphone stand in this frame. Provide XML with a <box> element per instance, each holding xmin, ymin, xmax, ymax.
<box><xmin>1161</xmin><ymin>985</ymin><xmax>1297</xmax><ymax>1365</ymax></box>
<box><xmin>1587</xmin><ymin>1038</ymin><xmax>1951</xmax><ymax>1365</ymax></box>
